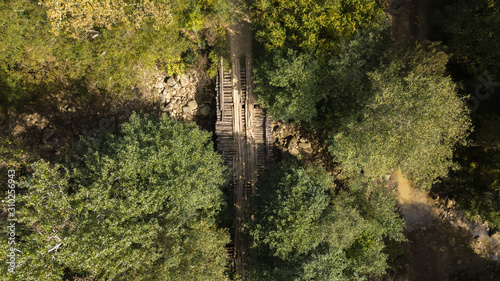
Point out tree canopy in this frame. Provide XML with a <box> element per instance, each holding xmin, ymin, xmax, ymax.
<box><xmin>329</xmin><ymin>43</ymin><xmax>471</xmax><ymax>189</ymax></box>
<box><xmin>247</xmin><ymin>159</ymin><xmax>406</xmax><ymax>280</ymax></box>
<box><xmin>254</xmin><ymin>26</ymin><xmax>388</xmax><ymax>125</ymax></box>
<box><xmin>252</xmin><ymin>0</ymin><xmax>386</xmax><ymax>55</ymax></box>
<box><xmin>252</xmin><ymin>0</ymin><xmax>389</xmax><ymax>126</ymax></box>
<box><xmin>252</xmin><ymin>0</ymin><xmax>472</xmax><ymax>189</ymax></box>
<box><xmin>432</xmin><ymin>0</ymin><xmax>500</xmax><ymax>78</ymax></box>
<box><xmin>0</xmin><ymin>0</ymin><xmax>233</xmax><ymax>115</ymax></box>
<box><xmin>2</xmin><ymin>113</ymin><xmax>230</xmax><ymax>280</ymax></box>
<box><xmin>429</xmin><ymin>0</ymin><xmax>500</xmax><ymax>115</ymax></box>
<box><xmin>39</xmin><ymin>0</ymin><xmax>233</xmax><ymax>39</ymax></box>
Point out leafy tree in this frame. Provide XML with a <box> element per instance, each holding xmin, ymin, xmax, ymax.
<box><xmin>2</xmin><ymin>113</ymin><xmax>230</xmax><ymax>280</ymax></box>
<box><xmin>254</xmin><ymin>26</ymin><xmax>389</xmax><ymax>126</ymax></box>
<box><xmin>328</xmin><ymin>43</ymin><xmax>472</xmax><ymax>189</ymax></box>
<box><xmin>429</xmin><ymin>0</ymin><xmax>500</xmax><ymax>116</ymax></box>
<box><xmin>0</xmin><ymin>1</ymin><xmax>67</xmax><ymax>113</ymax></box>
<box><xmin>38</xmin><ymin>0</ymin><xmax>235</xmax><ymax>76</ymax></box>
<box><xmin>252</xmin><ymin>0</ymin><xmax>386</xmax><ymax>55</ymax></box>
<box><xmin>251</xmin><ymin>0</ymin><xmax>389</xmax><ymax>126</ymax></box>
<box><xmin>254</xmin><ymin>49</ymin><xmax>324</xmax><ymax>123</ymax></box>
<box><xmin>247</xmin><ymin>159</ymin><xmax>405</xmax><ymax>281</ymax></box>
<box><xmin>427</xmin><ymin>0</ymin><xmax>500</xmax><ymax>231</ymax></box>
<box><xmin>40</xmin><ymin>0</ymin><xmax>233</xmax><ymax>39</ymax></box>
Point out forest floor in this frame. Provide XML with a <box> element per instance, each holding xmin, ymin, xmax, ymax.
<box><xmin>0</xmin><ymin>67</ymin><xmax>214</xmax><ymax>170</ymax></box>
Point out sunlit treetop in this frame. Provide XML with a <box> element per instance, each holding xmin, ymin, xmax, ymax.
<box><xmin>39</xmin><ymin>0</ymin><xmax>233</xmax><ymax>38</ymax></box>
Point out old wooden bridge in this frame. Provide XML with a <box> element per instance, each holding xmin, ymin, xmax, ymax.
<box><xmin>215</xmin><ymin>54</ymin><xmax>273</xmax><ymax>278</ymax></box>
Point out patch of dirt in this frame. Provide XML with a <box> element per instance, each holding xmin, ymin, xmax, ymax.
<box><xmin>228</xmin><ymin>10</ymin><xmax>252</xmax><ymax>62</ymax></box>
<box><xmin>1</xmin><ymin>91</ymin><xmax>155</xmax><ymax>166</ymax></box>
<box><xmin>405</xmin><ymin>219</ymin><xmax>499</xmax><ymax>281</ymax></box>
<box><xmin>389</xmin><ymin>173</ymin><xmax>500</xmax><ymax>280</ymax></box>
<box><xmin>386</xmin><ymin>0</ymin><xmax>431</xmax><ymax>44</ymax></box>
<box><xmin>395</xmin><ymin>172</ymin><xmax>435</xmax><ymax>231</ymax></box>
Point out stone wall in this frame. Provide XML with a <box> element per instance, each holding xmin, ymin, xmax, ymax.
<box><xmin>272</xmin><ymin>121</ymin><xmax>336</xmax><ymax>173</ymax></box>
<box><xmin>152</xmin><ymin>69</ymin><xmax>213</xmax><ymax>122</ymax></box>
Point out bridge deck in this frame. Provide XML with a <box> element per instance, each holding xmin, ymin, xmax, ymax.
<box><xmin>215</xmin><ymin>57</ymin><xmax>273</xmax><ymax>279</ymax></box>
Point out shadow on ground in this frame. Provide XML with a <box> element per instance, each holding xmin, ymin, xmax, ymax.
<box><xmin>404</xmin><ymin>217</ymin><xmax>499</xmax><ymax>281</ymax></box>
<box><xmin>381</xmin><ymin>173</ymin><xmax>500</xmax><ymax>281</ymax></box>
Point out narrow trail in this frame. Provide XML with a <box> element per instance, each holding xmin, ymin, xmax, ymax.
<box><xmin>215</xmin><ymin>6</ymin><xmax>273</xmax><ymax>280</ymax></box>
<box><xmin>395</xmin><ymin>172</ymin><xmax>435</xmax><ymax>232</ymax></box>
<box><xmin>394</xmin><ymin>172</ymin><xmax>500</xmax><ymax>280</ymax></box>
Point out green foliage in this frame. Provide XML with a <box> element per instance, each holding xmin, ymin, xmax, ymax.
<box><xmin>0</xmin><ymin>0</ymin><xmax>233</xmax><ymax>114</ymax></box>
<box><xmin>429</xmin><ymin>0</ymin><xmax>500</xmax><ymax>117</ymax></box>
<box><xmin>252</xmin><ymin>0</ymin><xmax>386</xmax><ymax>55</ymax></box>
<box><xmin>253</xmin><ymin>1</ymin><xmax>472</xmax><ymax>192</ymax></box>
<box><xmin>433</xmin><ymin>0</ymin><xmax>500</xmax><ymax>78</ymax></box>
<box><xmin>329</xmin><ymin>43</ymin><xmax>472</xmax><ymax>189</ymax></box>
<box><xmin>4</xmin><ymin>113</ymin><xmax>230</xmax><ymax>280</ymax></box>
<box><xmin>252</xmin><ymin>0</ymin><xmax>389</xmax><ymax>127</ymax></box>
<box><xmin>0</xmin><ymin>1</ymin><xmax>61</xmax><ymax>112</ymax></box>
<box><xmin>426</xmin><ymin>0</ymin><xmax>500</xmax><ymax>230</ymax></box>
<box><xmin>251</xmin><ymin>0</ymin><xmax>389</xmax><ymax>126</ymax></box>
<box><xmin>87</xmin><ymin>22</ymin><xmax>193</xmax><ymax>92</ymax></box>
<box><xmin>247</xmin><ymin>159</ymin><xmax>405</xmax><ymax>280</ymax></box>
<box><xmin>254</xmin><ymin>26</ymin><xmax>389</xmax><ymax>125</ymax></box>
<box><xmin>254</xmin><ymin>49</ymin><xmax>324</xmax><ymax>123</ymax></box>
<box><xmin>249</xmin><ymin>159</ymin><xmax>333</xmax><ymax>260</ymax></box>
<box><xmin>0</xmin><ymin>137</ymin><xmax>31</xmax><ymax>172</ymax></box>
<box><xmin>39</xmin><ymin>0</ymin><xmax>234</xmax><ymax>39</ymax></box>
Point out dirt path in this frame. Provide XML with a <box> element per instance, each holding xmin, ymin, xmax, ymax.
<box><xmin>395</xmin><ymin>172</ymin><xmax>435</xmax><ymax>232</ymax></box>
<box><xmin>387</xmin><ymin>0</ymin><xmax>430</xmax><ymax>44</ymax></box>
<box><xmin>394</xmin><ymin>173</ymin><xmax>500</xmax><ymax>280</ymax></box>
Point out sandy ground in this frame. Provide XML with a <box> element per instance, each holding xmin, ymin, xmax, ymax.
<box><xmin>394</xmin><ymin>173</ymin><xmax>500</xmax><ymax>280</ymax></box>
<box><xmin>396</xmin><ymin>172</ymin><xmax>435</xmax><ymax>232</ymax></box>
